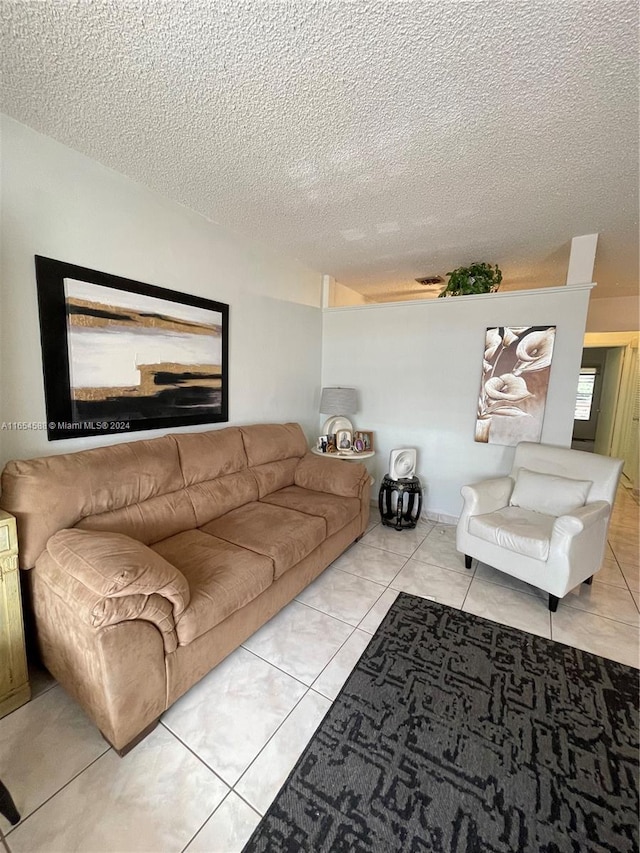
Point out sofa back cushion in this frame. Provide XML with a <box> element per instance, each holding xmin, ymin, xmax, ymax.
<box><xmin>186</xmin><ymin>471</ymin><xmax>259</xmax><ymax>526</ymax></box>
<box><xmin>240</xmin><ymin>423</ymin><xmax>307</xmax><ymax>467</ymax></box>
<box><xmin>173</xmin><ymin>427</ymin><xmax>258</xmax><ymax>524</ymax></box>
<box><xmin>1</xmin><ymin>435</ymin><xmax>183</xmax><ymax>568</ymax></box>
<box><xmin>294</xmin><ymin>453</ymin><xmax>369</xmax><ymax>498</ymax></box>
<box><xmin>241</xmin><ymin>423</ymin><xmax>308</xmax><ymax>497</ymax></box>
<box><xmin>76</xmin><ymin>490</ymin><xmax>197</xmax><ymax>545</ymax></box>
<box><xmin>250</xmin><ymin>458</ymin><xmax>301</xmax><ymax>499</ymax></box>
<box><xmin>174</xmin><ymin>428</ymin><xmax>247</xmax><ymax>484</ymax></box>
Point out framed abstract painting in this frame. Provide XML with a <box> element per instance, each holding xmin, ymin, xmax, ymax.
<box><xmin>475</xmin><ymin>325</ymin><xmax>556</xmax><ymax>445</ymax></box>
<box><xmin>35</xmin><ymin>256</ymin><xmax>229</xmax><ymax>440</ymax></box>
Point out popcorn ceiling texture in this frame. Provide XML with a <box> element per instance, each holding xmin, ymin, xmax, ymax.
<box><xmin>1</xmin><ymin>0</ymin><xmax>638</xmax><ymax>302</ymax></box>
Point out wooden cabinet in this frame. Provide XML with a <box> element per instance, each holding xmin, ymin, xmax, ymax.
<box><xmin>0</xmin><ymin>510</ymin><xmax>30</xmax><ymax>718</ymax></box>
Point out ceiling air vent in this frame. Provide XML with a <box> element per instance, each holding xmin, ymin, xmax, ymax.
<box><xmin>415</xmin><ymin>275</ymin><xmax>443</xmax><ymax>286</ymax></box>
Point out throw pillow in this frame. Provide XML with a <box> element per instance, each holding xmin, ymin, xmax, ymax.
<box><xmin>510</xmin><ymin>468</ymin><xmax>592</xmax><ymax>517</ymax></box>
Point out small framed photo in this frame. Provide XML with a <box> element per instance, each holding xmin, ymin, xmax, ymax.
<box><xmin>335</xmin><ymin>428</ymin><xmax>353</xmax><ymax>451</ymax></box>
<box><xmin>353</xmin><ymin>430</ymin><xmax>374</xmax><ymax>452</ymax></box>
<box><xmin>317</xmin><ymin>435</ymin><xmax>329</xmax><ymax>452</ymax></box>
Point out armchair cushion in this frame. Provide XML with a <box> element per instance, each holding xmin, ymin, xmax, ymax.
<box><xmin>509</xmin><ymin>468</ymin><xmax>592</xmax><ymax>517</ymax></box>
<box><xmin>468</xmin><ymin>507</ymin><xmax>556</xmax><ymax>560</ymax></box>
<box><xmin>47</xmin><ymin>528</ymin><xmax>190</xmax><ymax>617</ymax></box>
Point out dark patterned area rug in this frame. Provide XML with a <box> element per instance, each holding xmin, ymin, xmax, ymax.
<box><xmin>243</xmin><ymin>593</ymin><xmax>639</xmax><ymax>853</ymax></box>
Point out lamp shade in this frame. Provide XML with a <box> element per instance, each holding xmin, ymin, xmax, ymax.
<box><xmin>320</xmin><ymin>387</ymin><xmax>357</xmax><ymax>415</ymax></box>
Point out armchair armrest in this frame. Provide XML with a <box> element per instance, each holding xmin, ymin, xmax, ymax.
<box><xmin>552</xmin><ymin>500</ymin><xmax>611</xmax><ymax>538</ymax></box>
<box><xmin>460</xmin><ymin>477</ymin><xmax>514</xmax><ymax>517</ymax></box>
<box><xmin>294</xmin><ymin>452</ymin><xmax>370</xmax><ymax>499</ymax></box>
<box><xmin>38</xmin><ymin>528</ymin><xmax>191</xmax><ymax>653</ymax></box>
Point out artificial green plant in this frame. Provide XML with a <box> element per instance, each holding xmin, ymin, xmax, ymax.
<box><xmin>438</xmin><ymin>262</ymin><xmax>503</xmax><ymax>297</ymax></box>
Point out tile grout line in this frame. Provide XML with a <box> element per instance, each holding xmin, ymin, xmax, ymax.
<box><xmin>314</xmin><ymin>563</ymin><xmax>391</xmax><ymax>589</ymax></box>
<box><xmin>363</xmin><ymin>538</ymin><xmax>429</xmax><ymax>560</ymax></box>
<box><xmin>161</xmin><ymin>710</ymin><xmax>320</xmax><ymax>853</ymax></box>
<box><xmin>243</xmin><ymin>593</ymin><xmax>377</xmax><ymax>691</ymax></box>
<box><xmin>153</xmin><ymin>732</ymin><xmax>256</xmax><ymax>853</ymax></box>
<box><xmin>230</xmin><ymin>684</ymin><xmax>321</xmax><ymax>806</ymax></box>
<box><xmin>556</xmin><ymin>601</ymin><xmax>640</xmax><ymax>629</ymax></box>
<box><xmin>230</xmin><ymin>547</ymin><xmax>419</xmax><ymax>801</ymax></box>
<box><xmin>459</xmin><ymin>559</ymin><xmax>477</xmax><ymax>611</ymax></box>
<box><xmin>610</xmin><ymin>551</ymin><xmax>640</xmax><ymax>605</ymax></box>
<box><xmin>159</xmin><ymin>718</ymin><xmax>229</xmax><ymax>782</ymax></box>
<box><xmin>3</xmin><ymin>744</ymin><xmax>110</xmax><ymax>838</ymax></box>
<box><xmin>329</xmin><ymin>556</ymin><xmax>409</xmax><ymax>588</ymax></box>
<box><xmin>162</xmin><ymin>571</ymin><xmax>411</xmax><ymax>837</ymax></box>
<box><xmin>233</xmin><ymin>645</ymin><xmax>313</xmax><ymax>690</ymax></box>
<box><xmin>290</xmin><ymin>594</ymin><xmax>373</xmax><ymax>629</ymax></box>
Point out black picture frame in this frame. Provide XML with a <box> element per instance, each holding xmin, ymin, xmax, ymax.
<box><xmin>35</xmin><ymin>256</ymin><xmax>229</xmax><ymax>441</ymax></box>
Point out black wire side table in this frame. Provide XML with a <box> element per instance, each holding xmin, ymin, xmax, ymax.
<box><xmin>379</xmin><ymin>475</ymin><xmax>423</xmax><ymax>530</ymax></box>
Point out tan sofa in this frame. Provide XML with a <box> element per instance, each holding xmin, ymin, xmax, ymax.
<box><xmin>0</xmin><ymin>423</ymin><xmax>370</xmax><ymax>753</ymax></box>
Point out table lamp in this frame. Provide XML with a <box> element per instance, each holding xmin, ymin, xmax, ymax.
<box><xmin>320</xmin><ymin>387</ymin><xmax>358</xmax><ymax>435</ymax></box>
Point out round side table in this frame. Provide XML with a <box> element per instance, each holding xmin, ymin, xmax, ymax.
<box><xmin>310</xmin><ymin>447</ymin><xmax>375</xmax><ymax>461</ymax></box>
<box><xmin>379</xmin><ymin>474</ymin><xmax>423</xmax><ymax>530</ymax></box>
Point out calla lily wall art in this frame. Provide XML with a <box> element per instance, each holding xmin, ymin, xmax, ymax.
<box><xmin>475</xmin><ymin>325</ymin><xmax>556</xmax><ymax>445</ymax></box>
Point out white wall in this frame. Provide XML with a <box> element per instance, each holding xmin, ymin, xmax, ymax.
<box><xmin>0</xmin><ymin>115</ymin><xmax>323</xmax><ymax>467</ymax></box>
<box><xmin>330</xmin><ymin>280</ymin><xmax>368</xmax><ymax>307</ymax></box>
<box><xmin>586</xmin><ymin>295</ymin><xmax>640</xmax><ymax>333</ymax></box>
<box><xmin>322</xmin><ymin>285</ymin><xmax>592</xmax><ymax>519</ymax></box>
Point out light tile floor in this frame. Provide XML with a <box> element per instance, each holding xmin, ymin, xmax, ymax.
<box><xmin>1</xmin><ymin>486</ymin><xmax>638</xmax><ymax>852</ymax></box>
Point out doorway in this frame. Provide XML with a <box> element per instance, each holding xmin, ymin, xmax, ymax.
<box><xmin>577</xmin><ymin>334</ymin><xmax>639</xmax><ymax>495</ymax></box>
<box><xmin>572</xmin><ymin>348</ymin><xmax>607</xmax><ymax>452</ymax></box>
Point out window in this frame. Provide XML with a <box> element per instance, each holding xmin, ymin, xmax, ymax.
<box><xmin>574</xmin><ymin>368</ymin><xmax>598</xmax><ymax>421</ymax></box>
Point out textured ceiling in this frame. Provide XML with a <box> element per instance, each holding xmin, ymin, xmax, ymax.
<box><xmin>1</xmin><ymin>0</ymin><xmax>638</xmax><ymax>303</ymax></box>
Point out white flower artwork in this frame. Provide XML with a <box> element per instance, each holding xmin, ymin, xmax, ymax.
<box><xmin>475</xmin><ymin>325</ymin><xmax>557</xmax><ymax>445</ymax></box>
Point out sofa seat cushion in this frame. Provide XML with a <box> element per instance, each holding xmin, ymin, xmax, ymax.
<box><xmin>260</xmin><ymin>486</ymin><xmax>360</xmax><ymax>536</ymax></box>
<box><xmin>151</xmin><ymin>530</ymin><xmax>274</xmax><ymax>645</ymax></box>
<box><xmin>202</xmin><ymin>502</ymin><xmax>326</xmax><ymax>579</ymax></box>
<box><xmin>468</xmin><ymin>507</ymin><xmax>556</xmax><ymax>561</ymax></box>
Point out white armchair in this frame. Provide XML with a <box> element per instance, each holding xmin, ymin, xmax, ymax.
<box><xmin>456</xmin><ymin>442</ymin><xmax>624</xmax><ymax>611</ymax></box>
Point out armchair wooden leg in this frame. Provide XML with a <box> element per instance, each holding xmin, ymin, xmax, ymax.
<box><xmin>583</xmin><ymin>575</ymin><xmax>593</xmax><ymax>585</ymax></box>
<box><xmin>548</xmin><ymin>594</ymin><xmax>559</xmax><ymax>612</ymax></box>
<box><xmin>0</xmin><ymin>780</ymin><xmax>20</xmax><ymax>825</ymax></box>
<box><xmin>464</xmin><ymin>555</ymin><xmax>472</xmax><ymax>569</ymax></box>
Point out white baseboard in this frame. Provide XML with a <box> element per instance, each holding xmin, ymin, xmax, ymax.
<box><xmin>424</xmin><ymin>510</ymin><xmax>459</xmax><ymax>526</ymax></box>
<box><xmin>369</xmin><ymin>499</ymin><xmax>459</xmax><ymax>526</ymax></box>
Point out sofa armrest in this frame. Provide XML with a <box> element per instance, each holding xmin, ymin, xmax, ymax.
<box><xmin>46</xmin><ymin>528</ymin><xmax>190</xmax><ymax>614</ymax></box>
<box><xmin>294</xmin><ymin>452</ymin><xmax>370</xmax><ymax>499</ymax></box>
<box><xmin>38</xmin><ymin>528</ymin><xmax>191</xmax><ymax>654</ymax></box>
<box><xmin>32</xmin><ymin>553</ymin><xmax>170</xmax><ymax>751</ymax></box>
<box><xmin>460</xmin><ymin>477</ymin><xmax>514</xmax><ymax>517</ymax></box>
<box><xmin>36</xmin><ymin>548</ymin><xmax>180</xmax><ymax>653</ymax></box>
